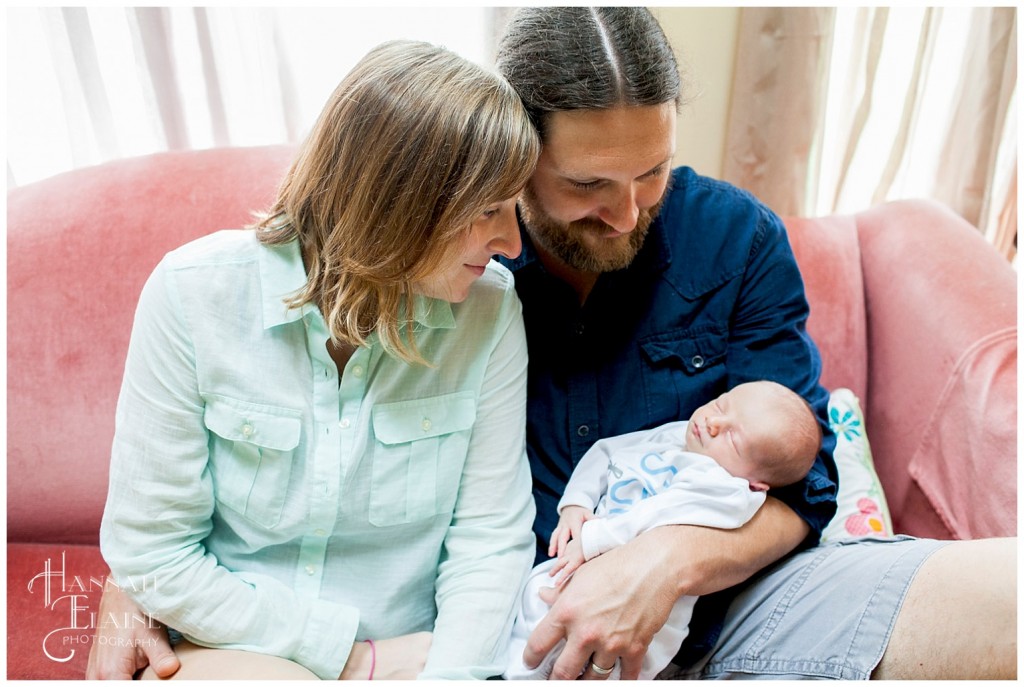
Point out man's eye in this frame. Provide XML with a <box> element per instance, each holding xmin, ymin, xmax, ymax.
<box><xmin>643</xmin><ymin>166</ymin><xmax>664</xmax><ymax>179</ymax></box>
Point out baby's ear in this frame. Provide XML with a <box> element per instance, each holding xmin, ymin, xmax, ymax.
<box><xmin>749</xmin><ymin>480</ymin><xmax>770</xmax><ymax>492</ymax></box>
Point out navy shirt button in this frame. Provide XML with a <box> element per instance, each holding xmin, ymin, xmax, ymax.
<box><xmin>574</xmin><ymin>322</ymin><xmax>585</xmax><ymax>335</ymax></box>
<box><xmin>577</xmin><ymin>424</ymin><xmax>590</xmax><ymax>437</ymax></box>
<box><xmin>691</xmin><ymin>355</ymin><xmax>705</xmax><ymax>369</ymax></box>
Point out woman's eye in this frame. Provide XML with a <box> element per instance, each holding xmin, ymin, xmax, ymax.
<box><xmin>569</xmin><ymin>179</ymin><xmax>600</xmax><ymax>190</ymax></box>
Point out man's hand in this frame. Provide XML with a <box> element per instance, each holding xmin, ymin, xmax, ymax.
<box><xmin>527</xmin><ymin>531</ymin><xmax>679</xmax><ymax>680</ymax></box>
<box><xmin>86</xmin><ymin>578</ymin><xmax>180</xmax><ymax>679</ymax></box>
<box><xmin>548</xmin><ymin>505</ymin><xmax>594</xmax><ymax>558</ymax></box>
<box><xmin>524</xmin><ymin>499</ymin><xmax>809</xmax><ymax>680</ymax></box>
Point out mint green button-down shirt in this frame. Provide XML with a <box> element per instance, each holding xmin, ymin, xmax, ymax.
<box><xmin>99</xmin><ymin>230</ymin><xmax>536</xmax><ymax>679</ymax></box>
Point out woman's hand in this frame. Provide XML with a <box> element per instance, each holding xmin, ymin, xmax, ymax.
<box><xmin>339</xmin><ymin>631</ymin><xmax>432</xmax><ymax>680</ymax></box>
<box><xmin>86</xmin><ymin>578</ymin><xmax>180</xmax><ymax>679</ymax></box>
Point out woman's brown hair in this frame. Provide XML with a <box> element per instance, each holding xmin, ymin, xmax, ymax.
<box><xmin>256</xmin><ymin>40</ymin><xmax>539</xmax><ymax>363</ymax></box>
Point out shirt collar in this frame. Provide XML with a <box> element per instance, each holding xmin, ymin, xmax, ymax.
<box><xmin>258</xmin><ymin>238</ymin><xmax>314</xmax><ymax>329</ymax></box>
<box><xmin>407</xmin><ymin>294</ymin><xmax>456</xmax><ymax>330</ymax></box>
<box><xmin>257</xmin><ymin>238</ymin><xmax>455</xmax><ymax>331</ymax></box>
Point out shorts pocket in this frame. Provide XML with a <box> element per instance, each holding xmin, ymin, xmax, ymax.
<box><xmin>369</xmin><ymin>391</ymin><xmax>477</xmax><ymax>526</ymax></box>
<box><xmin>203</xmin><ymin>395</ymin><xmax>301</xmax><ymax>528</ymax></box>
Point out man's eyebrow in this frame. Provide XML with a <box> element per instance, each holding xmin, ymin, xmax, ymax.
<box><xmin>562</xmin><ymin>156</ymin><xmax>674</xmax><ymax>183</ymax></box>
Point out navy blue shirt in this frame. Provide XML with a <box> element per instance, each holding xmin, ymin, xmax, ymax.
<box><xmin>500</xmin><ymin>166</ymin><xmax>838</xmax><ymax>664</ymax></box>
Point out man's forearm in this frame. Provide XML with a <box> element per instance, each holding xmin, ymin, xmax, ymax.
<box><xmin>651</xmin><ymin>496</ymin><xmax>810</xmax><ymax>597</ymax></box>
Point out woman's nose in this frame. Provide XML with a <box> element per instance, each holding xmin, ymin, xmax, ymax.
<box><xmin>488</xmin><ymin>210</ymin><xmax>522</xmax><ymax>259</ymax></box>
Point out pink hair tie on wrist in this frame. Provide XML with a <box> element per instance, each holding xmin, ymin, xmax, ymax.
<box><xmin>364</xmin><ymin>639</ymin><xmax>376</xmax><ymax>680</ymax></box>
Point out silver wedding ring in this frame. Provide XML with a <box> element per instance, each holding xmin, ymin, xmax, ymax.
<box><xmin>590</xmin><ymin>661</ymin><xmax>614</xmax><ymax>676</ymax></box>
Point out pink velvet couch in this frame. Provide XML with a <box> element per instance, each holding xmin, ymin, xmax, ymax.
<box><xmin>8</xmin><ymin>146</ymin><xmax>1017</xmax><ymax>679</ymax></box>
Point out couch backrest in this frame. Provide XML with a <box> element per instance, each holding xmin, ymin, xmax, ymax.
<box><xmin>784</xmin><ymin>213</ymin><xmax>869</xmax><ymax>402</ymax></box>
<box><xmin>7</xmin><ymin>146</ymin><xmax>296</xmax><ymax>543</ymax></box>
<box><xmin>5</xmin><ymin>147</ymin><xmax>878</xmax><ymax>543</ymax></box>
<box><xmin>18</xmin><ymin>147</ymin><xmax>998</xmax><ymax>544</ymax></box>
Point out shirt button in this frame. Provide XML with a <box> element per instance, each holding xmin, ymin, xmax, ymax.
<box><xmin>305</xmin><ymin>565</ymin><xmax>316</xmax><ymax>576</ymax></box>
<box><xmin>577</xmin><ymin>425</ymin><xmax>589</xmax><ymax>437</ymax></box>
<box><xmin>314</xmin><ymin>528</ymin><xmax>327</xmax><ymax>537</ymax></box>
<box><xmin>352</xmin><ymin>365</ymin><xmax>364</xmax><ymax>378</ymax></box>
<box><xmin>574</xmin><ymin>322</ymin><xmax>585</xmax><ymax>336</ymax></box>
<box><xmin>241</xmin><ymin>423</ymin><xmax>254</xmax><ymax>438</ymax></box>
<box><xmin>691</xmin><ymin>355</ymin><xmax>705</xmax><ymax>369</ymax></box>
<box><xmin>338</xmin><ymin>418</ymin><xmax>351</xmax><ymax>429</ymax></box>
<box><xmin>421</xmin><ymin>418</ymin><xmax>432</xmax><ymax>432</ymax></box>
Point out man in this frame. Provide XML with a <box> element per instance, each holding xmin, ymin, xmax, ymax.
<box><xmin>88</xmin><ymin>7</ymin><xmax>1015</xmax><ymax>680</ymax></box>
<box><xmin>492</xmin><ymin>6</ymin><xmax>1014</xmax><ymax>681</ymax></box>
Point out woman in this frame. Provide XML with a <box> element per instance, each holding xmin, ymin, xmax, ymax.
<box><xmin>97</xmin><ymin>40</ymin><xmax>539</xmax><ymax>679</ymax></box>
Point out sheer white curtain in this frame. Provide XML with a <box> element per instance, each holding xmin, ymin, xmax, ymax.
<box><xmin>723</xmin><ymin>7</ymin><xmax>1017</xmax><ymax>262</ymax></box>
<box><xmin>7</xmin><ymin>7</ymin><xmax>495</xmax><ymax>189</ymax></box>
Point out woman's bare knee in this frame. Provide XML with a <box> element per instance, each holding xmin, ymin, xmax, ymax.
<box><xmin>140</xmin><ymin>640</ymin><xmax>319</xmax><ymax>680</ymax></box>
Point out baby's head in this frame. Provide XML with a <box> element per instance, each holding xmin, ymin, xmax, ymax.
<box><xmin>685</xmin><ymin>381</ymin><xmax>821</xmax><ymax>491</ymax></box>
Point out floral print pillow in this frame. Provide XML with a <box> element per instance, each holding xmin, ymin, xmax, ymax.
<box><xmin>820</xmin><ymin>388</ymin><xmax>894</xmax><ymax>543</ymax></box>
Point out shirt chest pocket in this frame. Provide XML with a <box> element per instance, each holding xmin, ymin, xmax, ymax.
<box><xmin>369</xmin><ymin>391</ymin><xmax>477</xmax><ymax>527</ymax></box>
<box><xmin>203</xmin><ymin>397</ymin><xmax>301</xmax><ymax>529</ymax></box>
<box><xmin>639</xmin><ymin>327</ymin><xmax>729</xmax><ymax>423</ymax></box>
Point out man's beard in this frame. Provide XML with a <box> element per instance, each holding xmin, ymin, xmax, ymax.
<box><xmin>518</xmin><ymin>185</ymin><xmax>665</xmax><ymax>273</ymax></box>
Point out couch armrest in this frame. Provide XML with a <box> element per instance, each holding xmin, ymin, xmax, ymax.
<box><xmin>856</xmin><ymin>200</ymin><xmax>1016</xmax><ymax>538</ymax></box>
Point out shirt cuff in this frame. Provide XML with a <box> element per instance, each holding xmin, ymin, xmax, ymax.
<box><xmin>293</xmin><ymin>599</ymin><xmax>360</xmax><ymax>679</ymax></box>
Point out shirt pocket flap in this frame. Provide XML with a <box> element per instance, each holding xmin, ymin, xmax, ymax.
<box><xmin>640</xmin><ymin>329</ymin><xmax>727</xmax><ymax>373</ymax></box>
<box><xmin>203</xmin><ymin>397</ymin><xmax>302</xmax><ymax>451</ymax></box>
<box><xmin>372</xmin><ymin>392</ymin><xmax>477</xmax><ymax>445</ymax></box>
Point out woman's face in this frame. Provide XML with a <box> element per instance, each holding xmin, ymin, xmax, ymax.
<box><xmin>414</xmin><ymin>194</ymin><xmax>522</xmax><ymax>302</ymax></box>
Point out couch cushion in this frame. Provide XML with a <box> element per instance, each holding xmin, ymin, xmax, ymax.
<box><xmin>820</xmin><ymin>388</ymin><xmax>893</xmax><ymax>543</ymax></box>
<box><xmin>7</xmin><ymin>146</ymin><xmax>295</xmax><ymax>543</ymax></box>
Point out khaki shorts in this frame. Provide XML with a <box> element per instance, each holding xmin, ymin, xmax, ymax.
<box><xmin>659</xmin><ymin>536</ymin><xmax>948</xmax><ymax>680</ymax></box>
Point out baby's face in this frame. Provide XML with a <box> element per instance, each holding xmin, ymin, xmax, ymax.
<box><xmin>685</xmin><ymin>383</ymin><xmax>778</xmax><ymax>486</ymax></box>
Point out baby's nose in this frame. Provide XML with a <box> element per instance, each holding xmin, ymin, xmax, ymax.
<box><xmin>706</xmin><ymin>417</ymin><xmax>721</xmax><ymax>437</ymax></box>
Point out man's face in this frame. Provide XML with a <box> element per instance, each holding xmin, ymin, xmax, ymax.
<box><xmin>518</xmin><ymin>103</ymin><xmax>676</xmax><ymax>273</ymax></box>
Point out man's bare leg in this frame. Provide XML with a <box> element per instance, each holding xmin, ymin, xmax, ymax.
<box><xmin>139</xmin><ymin>640</ymin><xmax>318</xmax><ymax>680</ymax></box>
<box><xmin>872</xmin><ymin>537</ymin><xmax>1017</xmax><ymax>679</ymax></box>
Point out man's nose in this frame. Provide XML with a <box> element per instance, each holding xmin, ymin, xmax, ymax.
<box><xmin>599</xmin><ymin>186</ymin><xmax>640</xmax><ymax>233</ymax></box>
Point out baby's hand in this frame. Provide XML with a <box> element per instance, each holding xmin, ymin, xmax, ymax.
<box><xmin>548</xmin><ymin>505</ymin><xmax>594</xmax><ymax>558</ymax></box>
<box><xmin>549</xmin><ymin>538</ymin><xmax>586</xmax><ymax>587</ymax></box>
